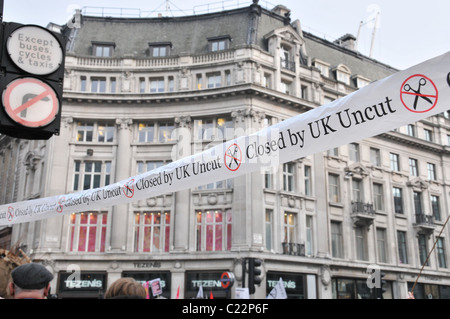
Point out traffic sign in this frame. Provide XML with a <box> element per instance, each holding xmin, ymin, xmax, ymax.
<box><xmin>5</xmin><ymin>24</ymin><xmax>64</xmax><ymax>75</ymax></box>
<box><xmin>0</xmin><ymin>21</ymin><xmax>66</xmax><ymax>140</ymax></box>
<box><xmin>2</xmin><ymin>77</ymin><xmax>59</xmax><ymax>128</ymax></box>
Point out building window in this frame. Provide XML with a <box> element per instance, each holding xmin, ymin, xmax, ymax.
<box><xmin>431</xmin><ymin>195</ymin><xmax>441</xmax><ymax>221</ymax></box>
<box><xmin>328</xmin><ymin>148</ymin><xmax>338</xmax><ymax>157</ymax></box>
<box><xmin>76</xmin><ymin>122</ymin><xmax>94</xmax><ymax>142</ymax></box>
<box><xmin>332</xmin><ymin>278</ymin><xmax>375</xmax><ymax>299</ymax></box>
<box><xmin>76</xmin><ymin>122</ymin><xmax>114</xmax><ymax>143</ymax></box>
<box><xmin>196</xmin><ymin>179</ymin><xmax>233</xmax><ymax>191</ymax></box>
<box><xmin>133</xmin><ymin>212</ymin><xmax>170</xmax><ymax>253</ymax></box>
<box><xmin>418</xmin><ymin>234</ymin><xmax>429</xmax><ymax>266</ymax></box>
<box><xmin>91</xmin><ymin>77</ymin><xmax>106</xmax><ymax>93</ymax></box>
<box><xmin>397</xmin><ymin>231</ymin><xmax>408</xmax><ymax>264</ymax></box>
<box><xmin>409</xmin><ymin>158</ymin><xmax>419</xmax><ymax>176</ymax></box>
<box><xmin>283</xmin><ymin>162</ymin><xmax>295</xmax><ymax>192</ymax></box>
<box><xmin>328</xmin><ymin>173</ymin><xmax>340</xmax><ymax>202</ymax></box>
<box><xmin>196</xmin><ymin>209</ymin><xmax>232</xmax><ymax>252</ymax></box>
<box><xmin>306</xmin><ymin>216</ymin><xmax>313</xmax><ymax>256</ymax></box>
<box><xmin>69</xmin><ymin>212</ymin><xmax>107</xmax><ymax>252</ymax></box>
<box><xmin>168</xmin><ymin>77</ymin><xmax>174</xmax><ymax>92</ymax></box>
<box><xmin>352</xmin><ymin>179</ymin><xmax>363</xmax><ymax>202</ymax></box>
<box><xmin>331</xmin><ymin>221</ymin><xmax>344</xmax><ymax>258</ymax></box>
<box><xmin>137</xmin><ymin>122</ymin><xmax>174</xmax><ymax>143</ymax></box>
<box><xmin>207</xmin><ymin>73</ymin><xmax>221</xmax><ymax>89</ymax></box>
<box><xmin>97</xmin><ymin>123</ymin><xmax>115</xmax><ymax>143</ymax></box>
<box><xmin>390</xmin><ymin>153</ymin><xmax>400</xmax><ymax>171</ymax></box>
<box><xmin>407</xmin><ymin>124</ymin><xmax>416</xmax><ymax>137</ymax></box>
<box><xmin>349</xmin><ymin>143</ymin><xmax>360</xmax><ymax>162</ymax></box>
<box><xmin>263</xmin><ymin>74</ymin><xmax>271</xmax><ymax>88</ymax></box>
<box><xmin>314</xmin><ymin>61</ymin><xmax>329</xmax><ymax>77</ymax></box>
<box><xmin>195</xmin><ymin>117</ymin><xmax>233</xmax><ymax>141</ymax></box>
<box><xmin>304</xmin><ymin>165</ymin><xmax>312</xmax><ymax>196</ymax></box>
<box><xmin>110</xmin><ymin>77</ymin><xmax>116</xmax><ymax>93</ymax></box>
<box><xmin>149</xmin><ymin>43</ymin><xmax>171</xmax><ymax>57</ymax></box>
<box><xmin>139</xmin><ymin>78</ymin><xmax>146</xmax><ymax>93</ymax></box>
<box><xmin>376</xmin><ymin>228</ymin><xmax>387</xmax><ymax>263</ymax></box>
<box><xmin>427</xmin><ymin>163</ymin><xmax>436</xmax><ymax>180</ymax></box>
<box><xmin>355</xmin><ymin>226</ymin><xmax>368</xmax><ymax>261</ymax></box>
<box><xmin>301</xmin><ymin>86</ymin><xmax>308</xmax><ymax>100</ymax></box>
<box><xmin>280</xmin><ymin>46</ymin><xmax>295</xmax><ymax>72</ymax></box>
<box><xmin>281</xmin><ymin>80</ymin><xmax>291</xmax><ymax>95</ymax></box>
<box><xmin>424</xmin><ymin>129</ymin><xmax>433</xmax><ymax>142</ymax></box>
<box><xmin>137</xmin><ymin>161</ymin><xmax>165</xmax><ymax>175</ymax></box>
<box><xmin>335</xmin><ymin>65</ymin><xmax>351</xmax><ymax>85</ymax></box>
<box><xmin>437</xmin><ymin>238</ymin><xmax>447</xmax><ymax>268</ymax></box>
<box><xmin>73</xmin><ymin>161</ymin><xmax>111</xmax><ymax>191</ymax></box>
<box><xmin>80</xmin><ymin>76</ymin><xmax>87</xmax><ymax>92</ymax></box>
<box><xmin>208</xmin><ymin>36</ymin><xmax>230</xmax><ymax>52</ymax></box>
<box><xmin>264</xmin><ymin>167</ymin><xmax>273</xmax><ymax>189</ymax></box>
<box><xmin>414</xmin><ymin>191</ymin><xmax>423</xmax><ymax>215</ymax></box>
<box><xmin>150</xmin><ymin>78</ymin><xmax>165</xmax><ymax>93</ymax></box>
<box><xmin>393</xmin><ymin>187</ymin><xmax>404</xmax><ymax>214</ymax></box>
<box><xmin>283</xmin><ymin>212</ymin><xmax>297</xmax><ymax>245</ymax></box>
<box><xmin>370</xmin><ymin>148</ymin><xmax>381</xmax><ymax>167</ymax></box>
<box><xmin>92</xmin><ymin>42</ymin><xmax>115</xmax><ymax>57</ymax></box>
<box><xmin>265</xmin><ymin>209</ymin><xmax>273</xmax><ymax>251</ymax></box>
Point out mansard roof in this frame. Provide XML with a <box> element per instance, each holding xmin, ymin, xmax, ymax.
<box><xmin>62</xmin><ymin>4</ymin><xmax>287</xmax><ymax>58</ymax></box>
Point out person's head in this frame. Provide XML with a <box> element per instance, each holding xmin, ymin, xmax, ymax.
<box><xmin>104</xmin><ymin>277</ymin><xmax>147</xmax><ymax>299</ymax></box>
<box><xmin>8</xmin><ymin>263</ymin><xmax>54</xmax><ymax>299</ymax></box>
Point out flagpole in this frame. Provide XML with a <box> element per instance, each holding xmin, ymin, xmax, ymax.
<box><xmin>410</xmin><ymin>214</ymin><xmax>450</xmax><ymax>295</ymax></box>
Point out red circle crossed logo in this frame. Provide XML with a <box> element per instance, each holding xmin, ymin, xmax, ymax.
<box><xmin>224</xmin><ymin>144</ymin><xmax>242</xmax><ymax>171</ymax></box>
<box><xmin>123</xmin><ymin>179</ymin><xmax>135</xmax><ymax>198</ymax></box>
<box><xmin>400</xmin><ymin>74</ymin><xmax>438</xmax><ymax>113</ymax></box>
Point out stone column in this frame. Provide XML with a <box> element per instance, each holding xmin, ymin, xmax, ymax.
<box><xmin>172</xmin><ymin>116</ymin><xmax>191</xmax><ymax>252</ymax></box>
<box><xmin>110</xmin><ymin>118</ymin><xmax>132</xmax><ymax>251</ymax></box>
<box><xmin>231</xmin><ymin>109</ymin><xmax>266</xmax><ymax>251</ymax></box>
<box><xmin>314</xmin><ymin>153</ymin><xmax>330</xmax><ymax>258</ymax></box>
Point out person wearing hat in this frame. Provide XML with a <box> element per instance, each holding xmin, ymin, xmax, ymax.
<box><xmin>8</xmin><ymin>262</ymin><xmax>54</xmax><ymax>299</ymax></box>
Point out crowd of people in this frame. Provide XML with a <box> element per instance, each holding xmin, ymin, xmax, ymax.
<box><xmin>1</xmin><ymin>262</ymin><xmax>147</xmax><ymax>299</ymax></box>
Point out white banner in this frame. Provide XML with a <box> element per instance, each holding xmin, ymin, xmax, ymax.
<box><xmin>266</xmin><ymin>278</ymin><xmax>287</xmax><ymax>299</ymax></box>
<box><xmin>1</xmin><ymin>51</ymin><xmax>449</xmax><ymax>226</ymax></box>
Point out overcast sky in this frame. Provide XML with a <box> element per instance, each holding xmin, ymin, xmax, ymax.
<box><xmin>2</xmin><ymin>0</ymin><xmax>449</xmax><ymax>70</ymax></box>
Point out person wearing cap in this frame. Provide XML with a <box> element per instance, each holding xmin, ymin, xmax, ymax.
<box><xmin>8</xmin><ymin>262</ymin><xmax>54</xmax><ymax>299</ymax></box>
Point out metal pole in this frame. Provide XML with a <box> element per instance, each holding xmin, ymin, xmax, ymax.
<box><xmin>0</xmin><ymin>0</ymin><xmax>4</xmax><ymax>23</ymax></box>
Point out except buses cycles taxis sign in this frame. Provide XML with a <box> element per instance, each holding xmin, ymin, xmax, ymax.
<box><xmin>6</xmin><ymin>25</ymin><xmax>64</xmax><ymax>75</ymax></box>
<box><xmin>0</xmin><ymin>22</ymin><xmax>66</xmax><ymax>140</ymax></box>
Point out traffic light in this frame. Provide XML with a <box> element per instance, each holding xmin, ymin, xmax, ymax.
<box><xmin>0</xmin><ymin>22</ymin><xmax>66</xmax><ymax>139</ymax></box>
<box><xmin>376</xmin><ymin>272</ymin><xmax>387</xmax><ymax>299</ymax></box>
<box><xmin>248</xmin><ymin>258</ymin><xmax>263</xmax><ymax>294</ymax></box>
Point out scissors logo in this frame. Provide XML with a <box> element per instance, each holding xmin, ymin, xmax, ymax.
<box><xmin>123</xmin><ymin>179</ymin><xmax>135</xmax><ymax>198</ymax></box>
<box><xmin>400</xmin><ymin>74</ymin><xmax>438</xmax><ymax>113</ymax></box>
<box><xmin>225</xmin><ymin>143</ymin><xmax>242</xmax><ymax>171</ymax></box>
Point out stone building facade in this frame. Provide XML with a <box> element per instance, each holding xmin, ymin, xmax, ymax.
<box><xmin>1</xmin><ymin>2</ymin><xmax>450</xmax><ymax>299</ymax></box>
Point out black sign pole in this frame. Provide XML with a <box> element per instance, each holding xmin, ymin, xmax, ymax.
<box><xmin>0</xmin><ymin>0</ymin><xmax>3</xmax><ymax>22</ymax></box>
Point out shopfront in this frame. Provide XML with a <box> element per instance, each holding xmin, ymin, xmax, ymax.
<box><xmin>123</xmin><ymin>271</ymin><xmax>171</xmax><ymax>299</ymax></box>
<box><xmin>266</xmin><ymin>271</ymin><xmax>316</xmax><ymax>299</ymax></box>
<box><xmin>332</xmin><ymin>277</ymin><xmax>393</xmax><ymax>299</ymax></box>
<box><xmin>407</xmin><ymin>282</ymin><xmax>450</xmax><ymax>299</ymax></box>
<box><xmin>57</xmin><ymin>271</ymin><xmax>107</xmax><ymax>299</ymax></box>
<box><xmin>185</xmin><ymin>271</ymin><xmax>231</xmax><ymax>299</ymax></box>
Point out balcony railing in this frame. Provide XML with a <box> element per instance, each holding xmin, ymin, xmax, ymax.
<box><xmin>351</xmin><ymin>201</ymin><xmax>376</xmax><ymax>228</ymax></box>
<box><xmin>352</xmin><ymin>202</ymin><xmax>376</xmax><ymax>215</ymax></box>
<box><xmin>415</xmin><ymin>214</ymin><xmax>434</xmax><ymax>225</ymax></box>
<box><xmin>414</xmin><ymin>214</ymin><xmax>435</xmax><ymax>235</ymax></box>
<box><xmin>282</xmin><ymin>242</ymin><xmax>305</xmax><ymax>256</ymax></box>
<box><xmin>280</xmin><ymin>58</ymin><xmax>295</xmax><ymax>72</ymax></box>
